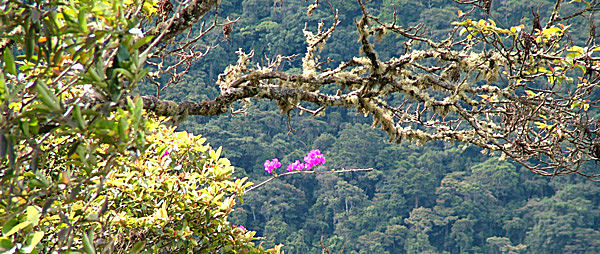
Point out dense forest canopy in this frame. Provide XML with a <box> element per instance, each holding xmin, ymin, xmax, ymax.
<box><xmin>1</xmin><ymin>0</ymin><xmax>600</xmax><ymax>253</ymax></box>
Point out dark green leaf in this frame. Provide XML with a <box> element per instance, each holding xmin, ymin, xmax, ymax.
<box><xmin>0</xmin><ymin>237</ymin><xmax>14</xmax><ymax>252</ymax></box>
<box><xmin>3</xmin><ymin>47</ymin><xmax>16</xmax><ymax>75</ymax></box>
<box><xmin>116</xmin><ymin>44</ymin><xmax>130</xmax><ymax>63</ymax></box>
<box><xmin>25</xmin><ymin>25</ymin><xmax>35</xmax><ymax>61</ymax></box>
<box><xmin>0</xmin><ymin>133</ymin><xmax>6</xmax><ymax>161</ymax></box>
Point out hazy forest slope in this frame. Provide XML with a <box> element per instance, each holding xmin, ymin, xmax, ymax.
<box><xmin>145</xmin><ymin>0</ymin><xmax>600</xmax><ymax>253</ymax></box>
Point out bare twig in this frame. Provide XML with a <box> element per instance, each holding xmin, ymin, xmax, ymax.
<box><xmin>244</xmin><ymin>168</ymin><xmax>373</xmax><ymax>194</ymax></box>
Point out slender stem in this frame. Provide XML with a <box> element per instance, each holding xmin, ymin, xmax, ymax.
<box><xmin>244</xmin><ymin>168</ymin><xmax>373</xmax><ymax>194</ymax></box>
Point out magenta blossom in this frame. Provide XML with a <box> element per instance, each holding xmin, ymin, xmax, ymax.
<box><xmin>264</xmin><ymin>158</ymin><xmax>281</xmax><ymax>174</ymax></box>
<box><xmin>303</xmin><ymin>149</ymin><xmax>326</xmax><ymax>169</ymax></box>
<box><xmin>287</xmin><ymin>160</ymin><xmax>304</xmax><ymax>172</ymax></box>
<box><xmin>161</xmin><ymin>149</ymin><xmax>170</xmax><ymax>159</ymax></box>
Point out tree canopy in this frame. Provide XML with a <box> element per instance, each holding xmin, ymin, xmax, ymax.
<box><xmin>1</xmin><ymin>0</ymin><xmax>600</xmax><ymax>252</ymax></box>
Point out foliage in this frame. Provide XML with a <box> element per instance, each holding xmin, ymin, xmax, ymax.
<box><xmin>0</xmin><ymin>0</ymin><xmax>269</xmax><ymax>252</ymax></box>
<box><xmin>175</xmin><ymin>1</ymin><xmax>600</xmax><ymax>253</ymax></box>
<box><xmin>94</xmin><ymin>124</ymin><xmax>258</xmax><ymax>252</ymax></box>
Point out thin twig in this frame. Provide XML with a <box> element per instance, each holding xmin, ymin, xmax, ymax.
<box><xmin>244</xmin><ymin>168</ymin><xmax>373</xmax><ymax>194</ymax></box>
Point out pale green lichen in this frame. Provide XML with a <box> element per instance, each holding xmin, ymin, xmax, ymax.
<box><xmin>334</xmin><ymin>71</ymin><xmax>360</xmax><ymax>81</ymax></box>
<box><xmin>217</xmin><ymin>50</ymin><xmax>253</xmax><ymax>94</ymax></box>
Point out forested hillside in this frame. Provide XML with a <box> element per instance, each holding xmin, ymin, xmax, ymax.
<box><xmin>3</xmin><ymin>0</ymin><xmax>600</xmax><ymax>252</ymax></box>
<box><xmin>148</xmin><ymin>0</ymin><xmax>600</xmax><ymax>253</ymax></box>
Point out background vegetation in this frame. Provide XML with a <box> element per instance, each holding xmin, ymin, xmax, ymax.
<box><xmin>156</xmin><ymin>0</ymin><xmax>600</xmax><ymax>253</ymax></box>
<box><xmin>2</xmin><ymin>0</ymin><xmax>600</xmax><ymax>253</ymax></box>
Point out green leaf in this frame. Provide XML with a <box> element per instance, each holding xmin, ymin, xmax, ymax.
<box><xmin>129</xmin><ymin>241</ymin><xmax>145</xmax><ymax>254</ymax></box>
<box><xmin>25</xmin><ymin>206</ymin><xmax>41</xmax><ymax>225</ymax></box>
<box><xmin>118</xmin><ymin>117</ymin><xmax>129</xmax><ymax>140</ymax></box>
<box><xmin>0</xmin><ymin>72</ymin><xmax>6</xmax><ymax>103</ymax></box>
<box><xmin>569</xmin><ymin>0</ymin><xmax>591</xmax><ymax>7</ymax></box>
<box><xmin>78</xmin><ymin>9</ymin><xmax>89</xmax><ymax>33</ymax></box>
<box><xmin>82</xmin><ymin>230</ymin><xmax>96</xmax><ymax>254</ymax></box>
<box><xmin>35</xmin><ymin>82</ymin><xmax>61</xmax><ymax>111</ymax></box>
<box><xmin>25</xmin><ymin>26</ymin><xmax>35</xmax><ymax>61</ymax></box>
<box><xmin>21</xmin><ymin>231</ymin><xmax>44</xmax><ymax>253</ymax></box>
<box><xmin>541</xmin><ymin>26</ymin><xmax>562</xmax><ymax>37</ymax></box>
<box><xmin>127</xmin><ymin>97</ymin><xmax>135</xmax><ymax>108</ymax></box>
<box><xmin>116</xmin><ymin>44</ymin><xmax>130</xmax><ymax>63</ymax></box>
<box><xmin>2</xmin><ymin>220</ymin><xmax>31</xmax><ymax>237</ymax></box>
<box><xmin>565</xmin><ymin>52</ymin><xmax>579</xmax><ymax>64</ymax></box>
<box><xmin>133</xmin><ymin>97</ymin><xmax>143</xmax><ymax>125</ymax></box>
<box><xmin>525</xmin><ymin>90</ymin><xmax>537</xmax><ymax>98</ymax></box>
<box><xmin>6</xmin><ymin>135</ymin><xmax>14</xmax><ymax>172</ymax></box>
<box><xmin>567</xmin><ymin>46</ymin><xmax>584</xmax><ymax>53</ymax></box>
<box><xmin>132</xmin><ymin>35</ymin><xmax>154</xmax><ymax>50</ymax></box>
<box><xmin>87</xmin><ymin>67</ymin><xmax>105</xmax><ymax>83</ymax></box>
<box><xmin>3</xmin><ymin>47</ymin><xmax>16</xmax><ymax>75</ymax></box>
<box><xmin>534</xmin><ymin>122</ymin><xmax>548</xmax><ymax>129</ymax></box>
<box><xmin>74</xmin><ymin>105</ymin><xmax>87</xmax><ymax>130</ymax></box>
<box><xmin>113</xmin><ymin>68</ymin><xmax>134</xmax><ymax>80</ymax></box>
<box><xmin>0</xmin><ymin>133</ymin><xmax>6</xmax><ymax>161</ymax></box>
<box><xmin>20</xmin><ymin>119</ymin><xmax>30</xmax><ymax>137</ymax></box>
<box><xmin>28</xmin><ymin>117</ymin><xmax>39</xmax><ymax>136</ymax></box>
<box><xmin>0</xmin><ymin>237</ymin><xmax>13</xmax><ymax>252</ymax></box>
<box><xmin>215</xmin><ymin>146</ymin><xmax>222</xmax><ymax>159</ymax></box>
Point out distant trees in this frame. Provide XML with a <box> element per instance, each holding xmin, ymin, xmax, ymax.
<box><xmin>2</xmin><ymin>0</ymin><xmax>600</xmax><ymax>252</ymax></box>
<box><xmin>71</xmin><ymin>0</ymin><xmax>600</xmax><ymax>176</ymax></box>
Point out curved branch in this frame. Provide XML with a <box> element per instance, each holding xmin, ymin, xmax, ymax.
<box><xmin>136</xmin><ymin>0</ymin><xmax>600</xmax><ymax>179</ymax></box>
<box><xmin>141</xmin><ymin>84</ymin><xmax>362</xmax><ymax>116</ymax></box>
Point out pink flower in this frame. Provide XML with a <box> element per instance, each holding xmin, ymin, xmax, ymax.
<box><xmin>303</xmin><ymin>149</ymin><xmax>326</xmax><ymax>169</ymax></box>
<box><xmin>264</xmin><ymin>158</ymin><xmax>281</xmax><ymax>174</ymax></box>
<box><xmin>287</xmin><ymin>160</ymin><xmax>304</xmax><ymax>172</ymax></box>
<box><xmin>265</xmin><ymin>150</ymin><xmax>325</xmax><ymax>173</ymax></box>
<box><xmin>161</xmin><ymin>150</ymin><xmax>170</xmax><ymax>159</ymax></box>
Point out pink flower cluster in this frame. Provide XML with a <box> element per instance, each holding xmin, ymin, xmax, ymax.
<box><xmin>264</xmin><ymin>149</ymin><xmax>326</xmax><ymax>174</ymax></box>
<box><xmin>303</xmin><ymin>149</ymin><xmax>325</xmax><ymax>170</ymax></box>
<box><xmin>287</xmin><ymin>160</ymin><xmax>304</xmax><ymax>172</ymax></box>
<box><xmin>264</xmin><ymin>158</ymin><xmax>281</xmax><ymax>174</ymax></box>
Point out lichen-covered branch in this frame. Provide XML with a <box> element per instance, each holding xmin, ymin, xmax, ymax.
<box><xmin>139</xmin><ymin>0</ymin><xmax>600</xmax><ymax>179</ymax></box>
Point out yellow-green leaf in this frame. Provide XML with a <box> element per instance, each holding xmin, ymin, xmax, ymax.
<box><xmin>567</xmin><ymin>46</ymin><xmax>584</xmax><ymax>53</ymax></box>
<box><xmin>535</xmin><ymin>122</ymin><xmax>547</xmax><ymax>129</ymax></box>
<box><xmin>25</xmin><ymin>206</ymin><xmax>41</xmax><ymax>225</ymax></box>
<box><xmin>3</xmin><ymin>221</ymin><xmax>31</xmax><ymax>237</ymax></box>
<box><xmin>21</xmin><ymin>231</ymin><xmax>44</xmax><ymax>253</ymax></box>
<box><xmin>129</xmin><ymin>241</ymin><xmax>146</xmax><ymax>254</ymax></box>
